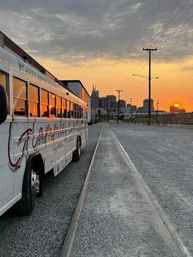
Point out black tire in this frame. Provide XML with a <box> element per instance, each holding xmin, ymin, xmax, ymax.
<box><xmin>72</xmin><ymin>139</ymin><xmax>81</xmax><ymax>162</ymax></box>
<box><xmin>15</xmin><ymin>160</ymin><xmax>41</xmax><ymax>216</ymax></box>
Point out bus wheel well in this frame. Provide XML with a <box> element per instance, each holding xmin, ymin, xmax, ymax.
<box><xmin>31</xmin><ymin>154</ymin><xmax>44</xmax><ymax>176</ymax></box>
<box><xmin>72</xmin><ymin>136</ymin><xmax>81</xmax><ymax>162</ymax></box>
<box><xmin>78</xmin><ymin>135</ymin><xmax>81</xmax><ymax>146</ymax></box>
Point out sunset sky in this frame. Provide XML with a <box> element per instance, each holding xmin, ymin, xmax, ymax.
<box><xmin>1</xmin><ymin>0</ymin><xmax>193</xmax><ymax>111</ymax></box>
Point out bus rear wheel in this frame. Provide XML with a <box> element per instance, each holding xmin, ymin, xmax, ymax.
<box><xmin>15</xmin><ymin>161</ymin><xmax>42</xmax><ymax>216</ymax></box>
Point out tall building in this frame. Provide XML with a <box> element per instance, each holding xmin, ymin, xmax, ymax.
<box><xmin>107</xmin><ymin>95</ymin><xmax>116</xmax><ymax>110</ymax></box>
<box><xmin>143</xmin><ymin>99</ymin><xmax>154</xmax><ymax>112</ymax></box>
<box><xmin>91</xmin><ymin>85</ymin><xmax>99</xmax><ymax>123</ymax></box>
<box><xmin>119</xmin><ymin>100</ymin><xmax>126</xmax><ymax>108</ymax></box>
<box><xmin>99</xmin><ymin>97</ymin><xmax>107</xmax><ymax>109</ymax></box>
<box><xmin>116</xmin><ymin>99</ymin><xmax>126</xmax><ymax>114</ymax></box>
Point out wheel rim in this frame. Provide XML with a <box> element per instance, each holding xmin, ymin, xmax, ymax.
<box><xmin>31</xmin><ymin>169</ymin><xmax>40</xmax><ymax>198</ymax></box>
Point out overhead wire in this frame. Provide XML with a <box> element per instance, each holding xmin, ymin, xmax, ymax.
<box><xmin>127</xmin><ymin>0</ymin><xmax>193</xmax><ymax>104</ymax></box>
<box><xmin>148</xmin><ymin>0</ymin><xmax>193</xmax><ymax>48</ymax></box>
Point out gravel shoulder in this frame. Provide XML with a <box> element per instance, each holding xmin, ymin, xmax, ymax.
<box><xmin>0</xmin><ymin>123</ymin><xmax>102</xmax><ymax>257</ymax></box>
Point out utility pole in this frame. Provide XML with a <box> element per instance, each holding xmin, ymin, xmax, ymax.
<box><xmin>116</xmin><ymin>90</ymin><xmax>123</xmax><ymax>123</ymax></box>
<box><xmin>106</xmin><ymin>96</ymin><xmax>109</xmax><ymax>122</ymax></box>
<box><xmin>156</xmin><ymin>99</ymin><xmax>159</xmax><ymax>123</ymax></box>
<box><xmin>156</xmin><ymin>100</ymin><xmax>159</xmax><ymax>112</ymax></box>
<box><xmin>143</xmin><ymin>48</ymin><xmax>157</xmax><ymax>125</ymax></box>
<box><xmin>128</xmin><ymin>98</ymin><xmax>133</xmax><ymax>122</ymax></box>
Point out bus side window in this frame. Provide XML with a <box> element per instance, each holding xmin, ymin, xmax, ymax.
<box><xmin>62</xmin><ymin>98</ymin><xmax>67</xmax><ymax>118</ymax></box>
<box><xmin>50</xmin><ymin>93</ymin><xmax>56</xmax><ymax>118</ymax></box>
<box><xmin>77</xmin><ymin>105</ymin><xmax>80</xmax><ymax>118</ymax></box>
<box><xmin>74</xmin><ymin>104</ymin><xmax>77</xmax><ymax>118</ymax></box>
<box><xmin>67</xmin><ymin>100</ymin><xmax>70</xmax><ymax>118</ymax></box>
<box><xmin>13</xmin><ymin>77</ymin><xmax>27</xmax><ymax>116</ymax></box>
<box><xmin>76</xmin><ymin>105</ymin><xmax>78</xmax><ymax>119</ymax></box>
<box><xmin>29</xmin><ymin>84</ymin><xmax>40</xmax><ymax>117</ymax></box>
<box><xmin>69</xmin><ymin>102</ymin><xmax>73</xmax><ymax>118</ymax></box>
<box><xmin>81</xmin><ymin>107</ymin><xmax>83</xmax><ymax>118</ymax></box>
<box><xmin>71</xmin><ymin>103</ymin><xmax>74</xmax><ymax>118</ymax></box>
<box><xmin>56</xmin><ymin>96</ymin><xmax>62</xmax><ymax>118</ymax></box>
<box><xmin>41</xmin><ymin>89</ymin><xmax>49</xmax><ymax>117</ymax></box>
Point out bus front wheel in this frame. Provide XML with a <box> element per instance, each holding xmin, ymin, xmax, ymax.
<box><xmin>15</xmin><ymin>160</ymin><xmax>42</xmax><ymax>216</ymax></box>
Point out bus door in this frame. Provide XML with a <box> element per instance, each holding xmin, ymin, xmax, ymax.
<box><xmin>0</xmin><ymin>70</ymin><xmax>15</xmax><ymax>213</ymax></box>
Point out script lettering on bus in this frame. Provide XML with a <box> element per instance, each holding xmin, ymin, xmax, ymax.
<box><xmin>8</xmin><ymin>120</ymin><xmax>76</xmax><ymax>169</ymax></box>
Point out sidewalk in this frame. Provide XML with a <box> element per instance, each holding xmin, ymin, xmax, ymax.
<box><xmin>70</xmin><ymin>128</ymin><xmax>178</xmax><ymax>257</ymax></box>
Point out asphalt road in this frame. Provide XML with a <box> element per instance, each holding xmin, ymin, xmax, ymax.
<box><xmin>70</xmin><ymin>125</ymin><xmax>180</xmax><ymax>257</ymax></box>
<box><xmin>111</xmin><ymin>123</ymin><xmax>193</xmax><ymax>255</ymax></box>
<box><xmin>0</xmin><ymin>123</ymin><xmax>102</xmax><ymax>257</ymax></box>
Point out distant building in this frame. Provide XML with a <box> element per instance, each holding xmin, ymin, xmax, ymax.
<box><xmin>107</xmin><ymin>95</ymin><xmax>116</xmax><ymax>110</ymax></box>
<box><xmin>90</xmin><ymin>86</ymin><xmax>99</xmax><ymax>123</ymax></box>
<box><xmin>99</xmin><ymin>97</ymin><xmax>107</xmax><ymax>109</ymax></box>
<box><xmin>119</xmin><ymin>100</ymin><xmax>126</xmax><ymax>108</ymax></box>
<box><xmin>170</xmin><ymin>105</ymin><xmax>178</xmax><ymax>113</ymax></box>
<box><xmin>116</xmin><ymin>99</ymin><xmax>126</xmax><ymax>114</ymax></box>
<box><xmin>127</xmin><ymin>104</ymin><xmax>137</xmax><ymax>113</ymax></box>
<box><xmin>143</xmin><ymin>99</ymin><xmax>154</xmax><ymax>112</ymax></box>
<box><xmin>170</xmin><ymin>105</ymin><xmax>186</xmax><ymax>113</ymax></box>
<box><xmin>178</xmin><ymin>109</ymin><xmax>186</xmax><ymax>113</ymax></box>
<box><xmin>137</xmin><ymin>107</ymin><xmax>144</xmax><ymax>113</ymax></box>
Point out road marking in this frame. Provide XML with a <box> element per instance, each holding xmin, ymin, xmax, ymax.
<box><xmin>111</xmin><ymin>130</ymin><xmax>192</xmax><ymax>257</ymax></box>
<box><xmin>60</xmin><ymin>127</ymin><xmax>103</xmax><ymax>257</ymax></box>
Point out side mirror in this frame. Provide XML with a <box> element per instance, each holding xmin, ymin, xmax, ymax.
<box><xmin>0</xmin><ymin>85</ymin><xmax>8</xmax><ymax>124</ymax></box>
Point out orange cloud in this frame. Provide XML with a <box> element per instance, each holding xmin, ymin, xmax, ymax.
<box><xmin>36</xmin><ymin>56</ymin><xmax>193</xmax><ymax>112</ymax></box>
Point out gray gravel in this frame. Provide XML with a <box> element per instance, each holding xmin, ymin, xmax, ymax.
<box><xmin>70</xmin><ymin>126</ymin><xmax>179</xmax><ymax>257</ymax></box>
<box><xmin>111</xmin><ymin>123</ymin><xmax>193</xmax><ymax>255</ymax></box>
<box><xmin>0</xmin><ymin>123</ymin><xmax>102</xmax><ymax>257</ymax></box>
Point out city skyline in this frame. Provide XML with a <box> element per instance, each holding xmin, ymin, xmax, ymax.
<box><xmin>1</xmin><ymin>1</ymin><xmax>193</xmax><ymax>112</ymax></box>
<box><xmin>96</xmin><ymin>90</ymin><xmax>187</xmax><ymax>113</ymax></box>
<box><xmin>95</xmin><ymin>89</ymin><xmax>187</xmax><ymax>113</ymax></box>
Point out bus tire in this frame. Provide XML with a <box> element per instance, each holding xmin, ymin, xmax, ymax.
<box><xmin>72</xmin><ymin>138</ymin><xmax>81</xmax><ymax>162</ymax></box>
<box><xmin>15</xmin><ymin>160</ymin><xmax>41</xmax><ymax>216</ymax></box>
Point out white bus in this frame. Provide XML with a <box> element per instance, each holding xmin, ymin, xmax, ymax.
<box><xmin>0</xmin><ymin>37</ymin><xmax>88</xmax><ymax>216</ymax></box>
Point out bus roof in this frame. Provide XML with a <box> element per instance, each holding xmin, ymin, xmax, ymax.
<box><xmin>0</xmin><ymin>31</ymin><xmax>66</xmax><ymax>89</ymax></box>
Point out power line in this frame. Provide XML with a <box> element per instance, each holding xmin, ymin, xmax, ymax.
<box><xmin>127</xmin><ymin>1</ymin><xmax>192</xmax><ymax>88</ymax></box>
<box><xmin>126</xmin><ymin>1</ymin><xmax>193</xmax><ymax>100</ymax></box>
<box><xmin>147</xmin><ymin>0</ymin><xmax>193</xmax><ymax>48</ymax></box>
<box><xmin>130</xmin><ymin>1</ymin><xmax>193</xmax><ymax>90</ymax></box>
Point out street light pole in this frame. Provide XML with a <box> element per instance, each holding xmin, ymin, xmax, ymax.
<box><xmin>143</xmin><ymin>48</ymin><xmax>157</xmax><ymax>125</ymax></box>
